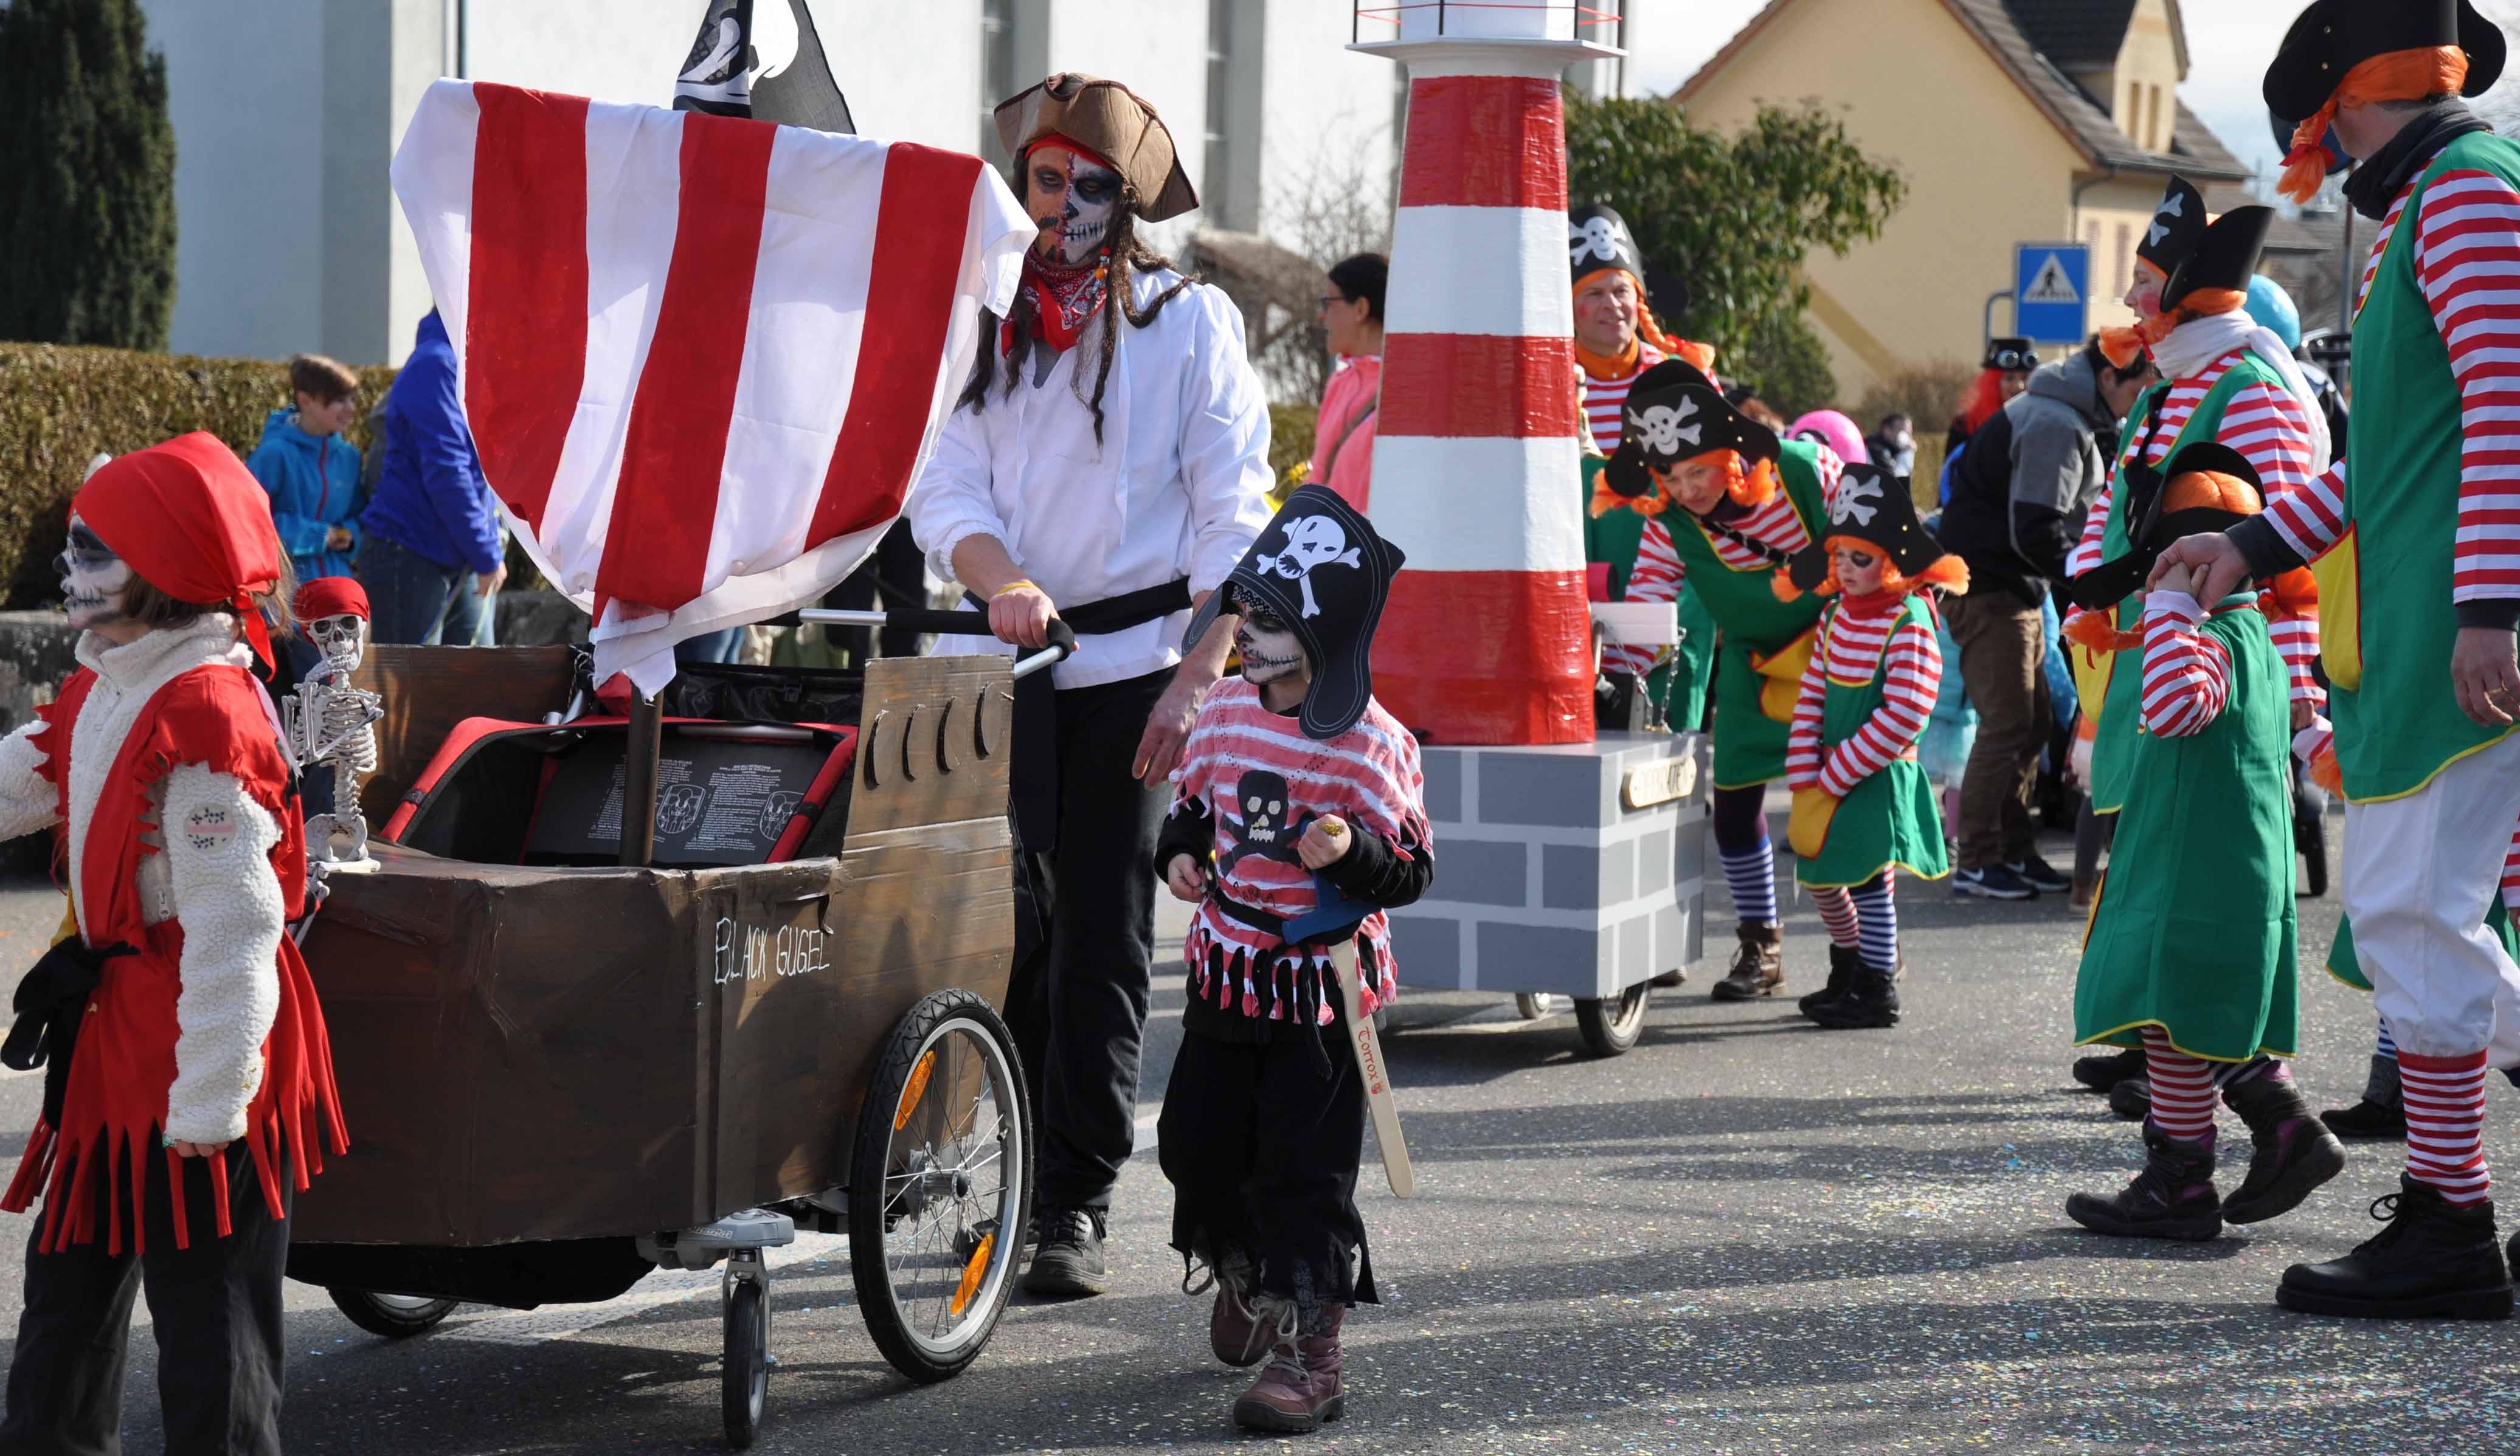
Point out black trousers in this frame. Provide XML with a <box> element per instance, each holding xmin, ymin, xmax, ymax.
<box><xmin>1</xmin><ymin>1143</ymin><xmax>292</xmax><ymax>1456</ymax></box>
<box><xmin>1006</xmin><ymin>668</ymin><xmax>1170</xmax><ymax>1212</ymax></box>
<box><xmin>1158</xmin><ymin>1023</ymin><xmax>1376</xmax><ymax>1309</ymax></box>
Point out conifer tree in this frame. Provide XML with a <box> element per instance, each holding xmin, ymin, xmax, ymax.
<box><xmin>0</xmin><ymin>0</ymin><xmax>178</xmax><ymax>350</ymax></box>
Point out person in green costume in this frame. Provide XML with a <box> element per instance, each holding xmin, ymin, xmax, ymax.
<box><xmin>1774</xmin><ymin>463</ymin><xmax>1970</xmax><ymax>1030</ymax></box>
<box><xmin>1581</xmin><ymin>453</ymin><xmax>1712</xmax><ymax>732</ymax></box>
<box><xmin>2062</xmin><ymin>443</ymin><xmax>2346</xmax><ymax>1244</ymax></box>
<box><xmin>2162</xmin><ymin>0</ymin><xmax>2520</xmax><ymax>1320</ymax></box>
<box><xmin>1596</xmin><ymin>367</ymin><xmax>1841</xmax><ymax>1001</ymax></box>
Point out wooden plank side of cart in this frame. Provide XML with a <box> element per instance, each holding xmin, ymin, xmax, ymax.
<box><xmin>294</xmin><ymin>647</ymin><xmax>1015</xmax><ymax>1248</ymax></box>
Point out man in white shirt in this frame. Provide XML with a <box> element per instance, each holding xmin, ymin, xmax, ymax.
<box><xmin>911</xmin><ymin>73</ymin><xmax>1272</xmax><ymax>1298</ymax></box>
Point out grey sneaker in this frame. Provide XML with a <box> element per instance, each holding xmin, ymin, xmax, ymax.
<box><xmin>1022</xmin><ymin>1206</ymin><xmax>1110</xmax><ymax>1297</ymax></box>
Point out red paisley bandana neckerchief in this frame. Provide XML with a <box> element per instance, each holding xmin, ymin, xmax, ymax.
<box><xmin>1007</xmin><ymin>249</ymin><xmax>1109</xmax><ymax>354</ymax></box>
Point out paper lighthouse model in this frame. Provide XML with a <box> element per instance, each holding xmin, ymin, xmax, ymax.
<box><xmin>1354</xmin><ymin>4</ymin><xmax>1622</xmax><ymax>747</ymax></box>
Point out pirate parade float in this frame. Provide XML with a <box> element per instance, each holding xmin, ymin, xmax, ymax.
<box><xmin>1354</xmin><ymin>0</ymin><xmax>1709</xmax><ymax>1055</ymax></box>
<box><xmin>275</xmin><ymin>30</ymin><xmax>1049</xmax><ymax>1444</ymax></box>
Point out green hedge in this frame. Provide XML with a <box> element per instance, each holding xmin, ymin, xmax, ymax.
<box><xmin>0</xmin><ymin>342</ymin><xmax>397</xmax><ymax>609</ymax></box>
<box><xmin>1268</xmin><ymin>401</ymin><xmax>1317</xmax><ymax>489</ymax></box>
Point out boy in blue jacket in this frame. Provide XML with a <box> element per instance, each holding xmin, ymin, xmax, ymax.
<box><xmin>243</xmin><ymin>353</ymin><xmax>367</xmax><ymax>582</ymax></box>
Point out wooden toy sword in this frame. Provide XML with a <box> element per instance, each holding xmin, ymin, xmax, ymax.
<box><xmin>1285</xmin><ymin>819</ymin><xmax>1415</xmax><ymax>1199</ymax></box>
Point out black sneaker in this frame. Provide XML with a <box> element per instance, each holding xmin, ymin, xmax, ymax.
<box><xmin>2009</xmin><ymin>854</ymin><xmax>2072</xmax><ymax>894</ymax></box>
<box><xmin>2277</xmin><ymin>1177</ymin><xmax>2513</xmax><ymax>1319</ymax></box>
<box><xmin>1022</xmin><ymin>1206</ymin><xmax>1110</xmax><ymax>1297</ymax></box>
<box><xmin>1952</xmin><ymin>866</ymin><xmax>2038</xmax><ymax>901</ymax></box>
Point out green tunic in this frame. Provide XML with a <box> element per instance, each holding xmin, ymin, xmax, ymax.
<box><xmin>1663</xmin><ymin>440</ymin><xmax>1832</xmax><ymax>790</ymax></box>
<box><xmin>2318</xmin><ymin>133</ymin><xmax>2520</xmax><ymax>803</ymax></box>
<box><xmin>1580</xmin><ymin>454</ymin><xmax>1713</xmax><ymax>728</ymax></box>
<box><xmin>2087</xmin><ymin>355</ymin><xmax>2289</xmax><ymax>815</ymax></box>
<box><xmin>1796</xmin><ymin>593</ymin><xmax>1951</xmax><ymax>888</ymax></box>
<box><xmin>2076</xmin><ymin>593</ymin><xmax>2297</xmax><ymax>1060</ymax></box>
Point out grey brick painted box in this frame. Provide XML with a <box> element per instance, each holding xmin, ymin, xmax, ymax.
<box><xmin>1389</xmin><ymin>731</ymin><xmax>1709</xmax><ymax>999</ymax></box>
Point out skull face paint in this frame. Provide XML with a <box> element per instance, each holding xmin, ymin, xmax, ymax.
<box><xmin>308</xmin><ymin>612</ymin><xmax>368</xmax><ymax>674</ymax></box>
<box><xmin>1232</xmin><ymin>594</ymin><xmax>1307</xmax><ymax>688</ymax></box>
<box><xmin>1025</xmin><ymin>143</ymin><xmax>1120</xmax><ymax>267</ymax></box>
<box><xmin>57</xmin><ymin>517</ymin><xmax>133</xmax><ymax>632</ymax></box>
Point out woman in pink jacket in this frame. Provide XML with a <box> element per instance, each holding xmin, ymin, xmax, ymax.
<box><xmin>1308</xmin><ymin>254</ymin><xmax>1386</xmax><ymax>512</ymax></box>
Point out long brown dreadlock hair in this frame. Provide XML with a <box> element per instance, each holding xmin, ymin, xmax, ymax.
<box><xmin>960</xmin><ymin>174</ymin><xmax>1197</xmax><ymax>444</ymax></box>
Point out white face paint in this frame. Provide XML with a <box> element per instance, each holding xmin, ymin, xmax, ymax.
<box><xmin>309</xmin><ymin>612</ymin><xmax>367</xmax><ymax>674</ymax></box>
<box><xmin>1026</xmin><ymin>143</ymin><xmax>1121</xmax><ymax>266</ymax></box>
<box><xmin>1232</xmin><ymin>596</ymin><xmax>1308</xmax><ymax>688</ymax></box>
<box><xmin>57</xmin><ymin>517</ymin><xmax>133</xmax><ymax>632</ymax></box>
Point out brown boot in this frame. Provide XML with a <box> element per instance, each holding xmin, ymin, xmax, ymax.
<box><xmin>1710</xmin><ymin>922</ymin><xmax>1784</xmax><ymax>1001</ymax></box>
<box><xmin>1232</xmin><ymin>1302</ymin><xmax>1346</xmax><ymax>1434</ymax></box>
<box><xmin>1206</xmin><ymin>1265</ymin><xmax>1270</xmax><ymax>1368</ymax></box>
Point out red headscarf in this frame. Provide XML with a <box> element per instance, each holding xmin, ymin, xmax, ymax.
<box><xmin>74</xmin><ymin>432</ymin><xmax>286</xmax><ymax>667</ymax></box>
<box><xmin>294</xmin><ymin>576</ymin><xmax>369</xmax><ymax>624</ymax></box>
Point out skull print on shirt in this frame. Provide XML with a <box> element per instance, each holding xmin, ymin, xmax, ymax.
<box><xmin>1217</xmin><ymin>768</ymin><xmax>1312</xmax><ymax>876</ymax></box>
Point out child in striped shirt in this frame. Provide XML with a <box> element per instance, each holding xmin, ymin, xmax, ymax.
<box><xmin>1779</xmin><ymin>463</ymin><xmax>1970</xmax><ymax>1029</ymax></box>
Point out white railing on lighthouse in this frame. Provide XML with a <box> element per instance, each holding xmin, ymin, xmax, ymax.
<box><xmin>1352</xmin><ymin>1</ymin><xmax>1625</xmax><ymax>47</ymax></box>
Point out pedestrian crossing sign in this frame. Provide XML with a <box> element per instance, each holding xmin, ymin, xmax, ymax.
<box><xmin>2014</xmin><ymin>243</ymin><xmax>2091</xmax><ymax>345</ymax></box>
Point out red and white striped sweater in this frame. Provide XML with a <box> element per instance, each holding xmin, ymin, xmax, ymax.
<box><xmin>1584</xmin><ymin>342</ymin><xmax>1666</xmax><ymax>453</ymax></box>
<box><xmin>1604</xmin><ymin>446</ymin><xmax>1847</xmax><ymax>678</ymax></box>
<box><xmin>1785</xmin><ymin>593</ymin><xmax>1943</xmax><ymax>797</ymax></box>
<box><xmin>2066</xmin><ymin>348</ymin><xmax>2325</xmax><ymax>703</ymax></box>
<box><xmin>2260</xmin><ymin>169</ymin><xmax>2520</xmax><ymax>607</ymax></box>
<box><xmin>2135</xmin><ymin>590</ymin><xmax>2237</xmax><ymax>738</ymax></box>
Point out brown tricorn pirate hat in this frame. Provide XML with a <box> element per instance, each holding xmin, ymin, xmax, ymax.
<box><xmin>993</xmin><ymin>73</ymin><xmax>1200</xmax><ymax>223</ymax></box>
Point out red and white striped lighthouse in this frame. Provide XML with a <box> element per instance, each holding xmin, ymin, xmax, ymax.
<box><xmin>1354</xmin><ymin>4</ymin><xmax>1623</xmax><ymax>746</ymax></box>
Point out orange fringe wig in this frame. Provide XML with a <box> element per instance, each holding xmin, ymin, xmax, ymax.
<box><xmin>2278</xmin><ymin>47</ymin><xmax>2471</xmax><ymax>205</ymax></box>
<box><xmin>1590</xmin><ymin>446</ymin><xmax>1778</xmax><ymax>522</ymax></box>
<box><xmin>1776</xmin><ymin>534</ymin><xmax>1970</xmax><ymax>604</ymax></box>
<box><xmin>1573</xmin><ymin>266</ymin><xmax>1717</xmax><ymax>381</ymax></box>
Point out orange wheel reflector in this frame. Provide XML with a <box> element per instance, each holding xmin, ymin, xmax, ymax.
<box><xmin>895</xmin><ymin>1049</ymin><xmax>937</xmax><ymax>1131</ymax></box>
<box><xmin>950</xmin><ymin>1232</ymin><xmax>995</xmax><ymax>1316</ymax></box>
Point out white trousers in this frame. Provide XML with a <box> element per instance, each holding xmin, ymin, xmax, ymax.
<box><xmin>2345</xmin><ymin>729</ymin><xmax>2520</xmax><ymax>1061</ymax></box>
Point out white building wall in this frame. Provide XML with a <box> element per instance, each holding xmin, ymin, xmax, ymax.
<box><xmin>1254</xmin><ymin>0</ymin><xmax>1401</xmax><ymax>246</ymax></box>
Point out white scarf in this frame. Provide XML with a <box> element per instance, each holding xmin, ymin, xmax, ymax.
<box><xmin>2150</xmin><ymin>309</ymin><xmax>2333</xmax><ymax>470</ymax></box>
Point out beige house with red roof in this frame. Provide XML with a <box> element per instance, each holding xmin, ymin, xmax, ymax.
<box><xmin>1677</xmin><ymin>0</ymin><xmax>2260</xmax><ymax>402</ymax></box>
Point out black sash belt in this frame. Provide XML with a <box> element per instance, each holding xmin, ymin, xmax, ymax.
<box><xmin>971</xmin><ymin>577</ymin><xmax>1194</xmax><ymax>854</ymax></box>
<box><xmin>4</xmin><ymin>939</ymin><xmax>133</xmax><ymax>1125</ymax></box>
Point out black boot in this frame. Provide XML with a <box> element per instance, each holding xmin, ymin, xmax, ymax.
<box><xmin>2277</xmin><ymin>1176</ymin><xmax>2513</xmax><ymax>1320</ymax></box>
<box><xmin>2065</xmin><ymin>1127</ymin><xmax>2222</xmax><ymax>1240</ymax></box>
<box><xmin>2072</xmin><ymin>1046</ymin><xmax>2147</xmax><ymax>1092</ymax></box>
<box><xmin>2220</xmin><ymin>1071</ymin><xmax>2347</xmax><ymax>1224</ymax></box>
<box><xmin>2108</xmin><ymin>1075</ymin><xmax>2152</xmax><ymax>1121</ymax></box>
<box><xmin>2321</xmin><ymin>1055</ymin><xmax>2407</xmax><ymax>1141</ymax></box>
<box><xmin>1798</xmin><ymin>944</ymin><xmax>1858</xmax><ymax>1020</ymax></box>
<box><xmin>1804</xmin><ymin>956</ymin><xmax>1899</xmax><ymax>1029</ymax></box>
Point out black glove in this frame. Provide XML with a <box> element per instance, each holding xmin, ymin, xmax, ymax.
<box><xmin>4</xmin><ymin>939</ymin><xmax>132</xmax><ymax>1125</ymax></box>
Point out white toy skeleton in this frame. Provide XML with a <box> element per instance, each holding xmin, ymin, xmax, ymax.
<box><xmin>283</xmin><ymin>610</ymin><xmax>385</xmax><ymax>869</ymax></box>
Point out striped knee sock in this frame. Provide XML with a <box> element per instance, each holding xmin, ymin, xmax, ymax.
<box><xmin>2401</xmin><ymin>1049</ymin><xmax>2491</xmax><ymax>1206</ymax></box>
<box><xmin>1849</xmin><ymin>873</ymin><xmax>1898</xmax><ymax>968</ymax></box>
<box><xmin>2141</xmin><ymin>1028</ymin><xmax>2217</xmax><ymax>1146</ymax></box>
<box><xmin>1811</xmin><ymin>886</ymin><xmax>1859</xmax><ymax>948</ymax></box>
<box><xmin>2212</xmin><ymin>1056</ymin><xmax>2289</xmax><ymax>1092</ymax></box>
<box><xmin>1719</xmin><ymin>838</ymin><xmax>1779</xmax><ymax>926</ymax></box>
<box><xmin>2375</xmin><ymin>1016</ymin><xmax>2398</xmax><ymax>1061</ymax></box>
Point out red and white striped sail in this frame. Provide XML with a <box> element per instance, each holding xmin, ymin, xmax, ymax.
<box><xmin>1366</xmin><ymin>63</ymin><xmax>1591</xmax><ymax>744</ymax></box>
<box><xmin>393</xmin><ymin>79</ymin><xmax>1032</xmax><ymax>692</ymax></box>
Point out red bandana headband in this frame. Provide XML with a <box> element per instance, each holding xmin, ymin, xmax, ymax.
<box><xmin>74</xmin><ymin>432</ymin><xmax>285</xmax><ymax>667</ymax></box>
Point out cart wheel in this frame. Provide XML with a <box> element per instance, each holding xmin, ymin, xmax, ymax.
<box><xmin>328</xmin><ymin>1288</ymin><xmax>459</xmax><ymax>1339</ymax></box>
<box><xmin>1515</xmin><ymin>993</ymin><xmax>1562</xmax><ymax>1021</ymax></box>
<box><xmin>848</xmin><ymin>989</ymin><xmax>1032</xmax><ymax>1384</ymax></box>
<box><xmin>1574</xmin><ymin>983</ymin><xmax>1652</xmax><ymax>1057</ymax></box>
<box><xmin>721</xmin><ymin>1269</ymin><xmax>767</xmax><ymax>1449</ymax></box>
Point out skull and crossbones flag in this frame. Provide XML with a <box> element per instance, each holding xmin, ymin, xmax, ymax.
<box><xmin>392</xmin><ymin>79</ymin><xmax>1033</xmax><ymax>693</ymax></box>
<box><xmin>674</xmin><ymin>0</ymin><xmax>856</xmax><ymax>136</ymax></box>
<box><xmin>1183</xmin><ymin>485</ymin><xmax>1406</xmax><ymax>742</ymax></box>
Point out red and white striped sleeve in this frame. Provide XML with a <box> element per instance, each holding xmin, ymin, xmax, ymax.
<box><xmin>1604</xmin><ymin>519</ymin><xmax>1681</xmax><ymax>678</ymax></box>
<box><xmin>2267</xmin><ymin>610</ymin><xmax>2325</xmax><ymax>707</ymax></box>
<box><xmin>1817</xmin><ymin>615</ymin><xmax>1940</xmax><ymax>796</ymax></box>
<box><xmin>2504</xmin><ymin>818</ymin><xmax>2520</xmax><ymax>915</ymax></box>
<box><xmin>2138</xmin><ymin>590</ymin><xmax>2231</xmax><ymax>737</ymax></box>
<box><xmin>2217</xmin><ymin>381</ymin><xmax>2321</xmax><ymax>502</ymax></box>
<box><xmin>2263</xmin><ymin>458</ymin><xmax>2349</xmax><ymax>564</ymax></box>
<box><xmin>2415</xmin><ymin>170</ymin><xmax>2520</xmax><ymax>609</ymax></box>
<box><xmin>1786</xmin><ymin>619</ymin><xmax>1827</xmax><ymax>792</ymax></box>
<box><xmin>2066</xmin><ymin>482</ymin><xmax>2113</xmax><ymax>578</ymax></box>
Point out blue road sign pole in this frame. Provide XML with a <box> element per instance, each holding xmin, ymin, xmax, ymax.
<box><xmin>2013</xmin><ymin>242</ymin><xmax>2091</xmax><ymax>347</ymax></box>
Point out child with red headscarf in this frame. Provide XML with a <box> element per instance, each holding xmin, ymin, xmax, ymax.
<box><xmin>0</xmin><ymin>433</ymin><xmax>345</xmax><ymax>1452</ymax></box>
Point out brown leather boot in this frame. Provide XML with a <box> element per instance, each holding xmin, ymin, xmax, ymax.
<box><xmin>1710</xmin><ymin>922</ymin><xmax>1784</xmax><ymax>1001</ymax></box>
<box><xmin>1232</xmin><ymin>1303</ymin><xmax>1346</xmax><ymax>1433</ymax></box>
<box><xmin>1206</xmin><ymin>1266</ymin><xmax>1270</xmax><ymax>1368</ymax></box>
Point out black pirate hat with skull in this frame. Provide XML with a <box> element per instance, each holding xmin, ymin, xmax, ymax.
<box><xmin>1570</xmin><ymin>203</ymin><xmax>1692</xmax><ymax>326</ymax></box>
<box><xmin>1182</xmin><ymin>484</ymin><xmax>1406</xmax><ymax>741</ymax></box>
<box><xmin>2138</xmin><ymin>176</ymin><xmax>2207</xmax><ymax>281</ymax></box>
<box><xmin>1784</xmin><ymin>464</ymin><xmax>1948</xmax><ymax>595</ymax></box>
<box><xmin>1601</xmin><ymin>371</ymin><xmax>1779</xmax><ymax>503</ymax></box>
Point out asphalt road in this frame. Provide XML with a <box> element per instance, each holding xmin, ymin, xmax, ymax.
<box><xmin>1</xmin><ymin>817</ymin><xmax>2517</xmax><ymax>1454</ymax></box>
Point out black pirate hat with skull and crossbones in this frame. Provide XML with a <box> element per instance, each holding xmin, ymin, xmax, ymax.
<box><xmin>1600</xmin><ymin>366</ymin><xmax>1776</xmax><ymax>503</ymax></box>
<box><xmin>1182</xmin><ymin>484</ymin><xmax>1405</xmax><ymax>741</ymax></box>
<box><xmin>1782</xmin><ymin>463</ymin><xmax>1951</xmax><ymax>595</ymax></box>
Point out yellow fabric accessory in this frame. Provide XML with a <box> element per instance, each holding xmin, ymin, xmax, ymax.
<box><xmin>2068</xmin><ymin>637</ymin><xmax>2116</xmax><ymax>730</ymax></box>
<box><xmin>2309</xmin><ymin>528</ymin><xmax>2361</xmax><ymax>692</ymax></box>
<box><xmin>1750</xmin><ymin>626</ymin><xmax>1819</xmax><ymax>724</ymax></box>
<box><xmin>993</xmin><ymin>579</ymin><xmax>1042</xmax><ymax>599</ymax></box>
<box><xmin>1787</xmin><ymin>787</ymin><xmax>1838</xmax><ymax>859</ymax></box>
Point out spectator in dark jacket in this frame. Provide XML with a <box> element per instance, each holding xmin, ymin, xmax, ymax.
<box><xmin>357</xmin><ymin>310</ymin><xmax>507</xmax><ymax>645</ymax></box>
<box><xmin>1937</xmin><ymin>339</ymin><xmax>2155</xmax><ymax>900</ymax></box>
